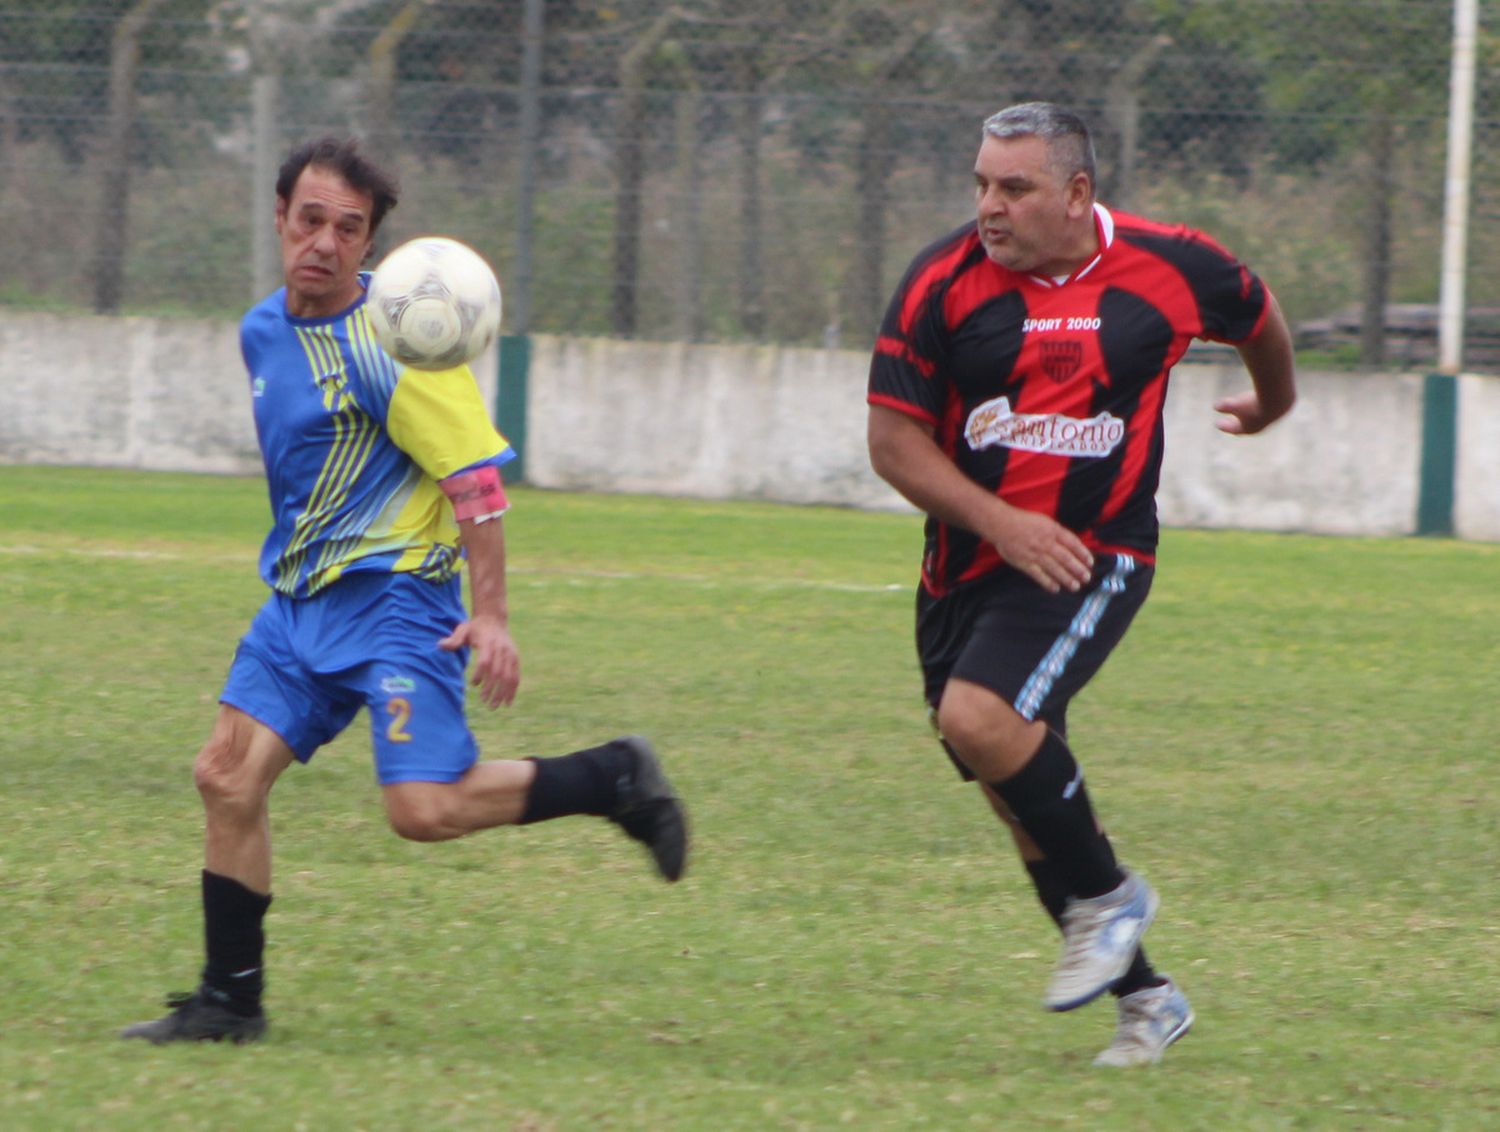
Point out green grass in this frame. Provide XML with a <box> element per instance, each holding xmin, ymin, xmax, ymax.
<box><xmin>2</xmin><ymin>466</ymin><xmax>1498</xmax><ymax>1130</ymax></box>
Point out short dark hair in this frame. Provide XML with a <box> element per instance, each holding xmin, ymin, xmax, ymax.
<box><xmin>275</xmin><ymin>136</ymin><xmax>400</xmax><ymax>236</ymax></box>
<box><xmin>982</xmin><ymin>102</ymin><xmax>1097</xmax><ymax>191</ymax></box>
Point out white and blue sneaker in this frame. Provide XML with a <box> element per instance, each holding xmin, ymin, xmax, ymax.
<box><xmin>1044</xmin><ymin>870</ymin><xmax>1159</xmax><ymax>1011</ymax></box>
<box><xmin>1093</xmin><ymin>978</ymin><xmax>1194</xmax><ymax>1067</ymax></box>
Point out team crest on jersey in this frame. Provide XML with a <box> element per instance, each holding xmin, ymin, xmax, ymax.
<box><xmin>965</xmin><ymin>395</ymin><xmax>1124</xmax><ymax>458</ymax></box>
<box><xmin>1041</xmin><ymin>339</ymin><xmax>1085</xmax><ymax>383</ymax></box>
<box><xmin>313</xmin><ymin>366</ymin><xmax>350</xmax><ymax>411</ymax></box>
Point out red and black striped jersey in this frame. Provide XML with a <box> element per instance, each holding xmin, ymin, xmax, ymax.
<box><xmin>868</xmin><ymin>203</ymin><xmax>1270</xmax><ymax>598</ymax></box>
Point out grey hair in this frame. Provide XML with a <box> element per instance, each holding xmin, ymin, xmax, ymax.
<box><xmin>981</xmin><ymin>102</ymin><xmax>1097</xmax><ymax>190</ymax></box>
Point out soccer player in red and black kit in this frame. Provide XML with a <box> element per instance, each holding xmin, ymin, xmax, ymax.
<box><xmin>867</xmin><ymin>102</ymin><xmax>1296</xmax><ymax>1067</ymax></box>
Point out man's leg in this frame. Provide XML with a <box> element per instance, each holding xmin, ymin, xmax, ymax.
<box><xmin>938</xmin><ymin>680</ymin><xmax>1122</xmax><ymax>894</ymax></box>
<box><xmin>978</xmin><ymin>784</ymin><xmax>1165</xmax><ymax>1000</ymax></box>
<box><xmin>381</xmin><ymin>736</ymin><xmax>687</xmax><ymax>881</ymax></box>
<box><xmin>368</xmin><ymin>574</ymin><xmax>687</xmax><ymax>881</ymax></box>
<box><xmin>980</xmin><ymin>786</ymin><xmax>1193</xmax><ymax>1068</ymax></box>
<box><xmin>937</xmin><ymin>680</ymin><xmax>1156</xmax><ymax>1011</ymax></box>
<box><xmin>122</xmin><ymin>706</ymin><xmax>293</xmax><ymax>1044</ymax></box>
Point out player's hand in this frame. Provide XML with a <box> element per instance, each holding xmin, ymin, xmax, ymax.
<box><xmin>439</xmin><ymin>615</ymin><xmax>520</xmax><ymax>708</ymax></box>
<box><xmin>1214</xmin><ymin>391</ymin><xmax>1276</xmax><ymax>435</ymax></box>
<box><xmin>986</xmin><ymin>507</ymin><xmax>1094</xmax><ymax>594</ymax></box>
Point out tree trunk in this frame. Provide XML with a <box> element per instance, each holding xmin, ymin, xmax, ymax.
<box><xmin>852</xmin><ymin>95</ymin><xmax>892</xmax><ymax>342</ymax></box>
<box><xmin>675</xmin><ymin>86</ymin><xmax>704</xmax><ymax>342</ymax></box>
<box><xmin>92</xmin><ymin>0</ymin><xmax>168</xmax><ymax>314</ymax></box>
<box><xmin>1359</xmin><ymin>111</ymin><xmax>1394</xmax><ymax>367</ymax></box>
<box><xmin>366</xmin><ymin>1</ymin><xmax>428</xmax><ymax>166</ymax></box>
<box><xmin>1103</xmin><ymin>35</ymin><xmax>1170</xmax><ymax>209</ymax></box>
<box><xmin>734</xmin><ymin>51</ymin><xmax>765</xmax><ymax>339</ymax></box>
<box><xmin>0</xmin><ymin>77</ymin><xmax>17</xmax><ymax>199</ymax></box>
<box><xmin>611</xmin><ymin>9</ymin><xmax>679</xmax><ymax>337</ymax></box>
<box><xmin>511</xmin><ymin>0</ymin><xmax>546</xmax><ymax>334</ymax></box>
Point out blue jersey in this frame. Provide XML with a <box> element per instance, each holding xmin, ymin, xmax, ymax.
<box><xmin>240</xmin><ymin>275</ymin><xmax>513</xmax><ymax>598</ymax></box>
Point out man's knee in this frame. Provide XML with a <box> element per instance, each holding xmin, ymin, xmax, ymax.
<box><xmin>193</xmin><ymin>735</ymin><xmax>262</xmax><ymax>814</ymax></box>
<box><xmin>383</xmin><ymin>783</ymin><xmax>459</xmax><ymax>842</ymax></box>
<box><xmin>936</xmin><ymin>680</ymin><xmax>1044</xmax><ymax>774</ymax></box>
<box><xmin>193</xmin><ymin>710</ymin><xmax>288</xmax><ymax>815</ymax></box>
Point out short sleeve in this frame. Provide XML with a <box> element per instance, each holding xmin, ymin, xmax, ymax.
<box><xmin>868</xmin><ymin>261</ymin><xmax>953</xmax><ymax>427</ymax></box>
<box><xmin>384</xmin><ymin>365</ymin><xmax>513</xmax><ymax>481</ymax></box>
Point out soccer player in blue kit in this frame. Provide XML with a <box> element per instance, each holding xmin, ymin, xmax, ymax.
<box><xmin>122</xmin><ymin>138</ymin><xmax>688</xmax><ymax>1045</ymax></box>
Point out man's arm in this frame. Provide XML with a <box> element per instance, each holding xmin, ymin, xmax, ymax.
<box><xmin>1216</xmin><ymin>291</ymin><xmax>1298</xmax><ymax>435</ymax></box>
<box><xmin>439</xmin><ymin>514</ymin><xmax>520</xmax><ymax>709</ymax></box>
<box><xmin>867</xmin><ymin>405</ymin><xmax>1093</xmax><ymax>594</ymax></box>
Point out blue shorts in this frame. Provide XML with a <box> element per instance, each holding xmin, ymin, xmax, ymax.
<box><xmin>221</xmin><ymin>571</ymin><xmax>479</xmax><ymax>785</ymax></box>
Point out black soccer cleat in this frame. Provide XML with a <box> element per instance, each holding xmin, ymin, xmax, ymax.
<box><xmin>608</xmin><ymin>736</ymin><xmax>688</xmax><ymax>882</ymax></box>
<box><xmin>120</xmin><ymin>989</ymin><xmax>267</xmax><ymax>1045</ymax></box>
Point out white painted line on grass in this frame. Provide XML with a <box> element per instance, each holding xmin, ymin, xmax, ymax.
<box><xmin>0</xmin><ymin>543</ymin><xmax>909</xmax><ymax>595</ymax></box>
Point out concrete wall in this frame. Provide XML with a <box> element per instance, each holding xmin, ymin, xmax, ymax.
<box><xmin>1</xmin><ymin>311</ymin><xmax>260</xmax><ymax>475</ymax></box>
<box><xmin>1157</xmin><ymin>366</ymin><xmax>1426</xmax><ymax>538</ymax></box>
<box><xmin>523</xmin><ymin>333</ymin><xmax>1442</xmax><ymax>540</ymax></box>
<box><xmin>0</xmin><ymin>310</ymin><xmax>497</xmax><ymax>478</ymax></box>
<box><xmin>2</xmin><ymin>310</ymin><xmax>1493</xmax><ymax>542</ymax></box>
<box><xmin>1456</xmin><ymin>374</ymin><xmax>1500</xmax><ymax>541</ymax></box>
<box><xmin>525</xmin><ymin>335</ymin><xmax>905</xmax><ymax>511</ymax></box>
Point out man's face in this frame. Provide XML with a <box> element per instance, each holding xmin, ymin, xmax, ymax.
<box><xmin>275</xmin><ymin>164</ymin><xmax>375</xmax><ymax>318</ymax></box>
<box><xmin>973</xmin><ymin>134</ymin><xmax>1091</xmax><ymax>277</ymax></box>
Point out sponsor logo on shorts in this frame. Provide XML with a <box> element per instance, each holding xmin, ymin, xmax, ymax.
<box><xmin>964</xmin><ymin>395</ymin><xmax>1124</xmax><ymax>458</ymax></box>
<box><xmin>380</xmin><ymin>675</ymin><xmax>417</xmax><ymax>694</ymax></box>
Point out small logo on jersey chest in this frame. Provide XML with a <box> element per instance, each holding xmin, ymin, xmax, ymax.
<box><xmin>314</xmin><ymin>366</ymin><xmax>349</xmax><ymax>409</ymax></box>
<box><xmin>1041</xmin><ymin>339</ymin><xmax>1085</xmax><ymax>383</ymax></box>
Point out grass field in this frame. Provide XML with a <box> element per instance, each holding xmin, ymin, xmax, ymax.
<box><xmin>3</xmin><ymin>465</ymin><xmax>1498</xmax><ymax>1131</ymax></box>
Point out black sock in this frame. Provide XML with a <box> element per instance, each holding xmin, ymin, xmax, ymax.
<box><xmin>990</xmin><ymin>729</ymin><xmax>1124</xmax><ymax>899</ymax></box>
<box><xmin>1024</xmin><ymin>857</ymin><xmax>1161</xmax><ymax>997</ymax></box>
<box><xmin>200</xmin><ymin>870</ymin><xmax>270</xmax><ymax>1016</ymax></box>
<box><xmin>1110</xmin><ymin>951</ymin><xmax>1166</xmax><ymax>998</ymax></box>
<box><xmin>1022</xmin><ymin>857</ymin><xmax>1072</xmax><ymax>926</ymax></box>
<box><xmin>519</xmin><ymin>742</ymin><xmax>633</xmax><ymax>825</ymax></box>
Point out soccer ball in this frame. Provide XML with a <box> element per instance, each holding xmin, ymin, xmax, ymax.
<box><xmin>366</xmin><ymin>236</ymin><xmax>503</xmax><ymax>370</ymax></box>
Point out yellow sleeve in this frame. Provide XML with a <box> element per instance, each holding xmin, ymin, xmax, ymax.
<box><xmin>385</xmin><ymin>365</ymin><xmax>511</xmax><ymax>481</ymax></box>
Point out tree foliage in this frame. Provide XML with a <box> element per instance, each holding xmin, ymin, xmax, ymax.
<box><xmin>3</xmin><ymin>0</ymin><xmax>1492</xmax><ymax>348</ymax></box>
<box><xmin>1</xmin><ymin>0</ymin><xmax>209</xmax><ymax>160</ymax></box>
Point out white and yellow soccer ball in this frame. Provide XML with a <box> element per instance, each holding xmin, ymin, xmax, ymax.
<box><xmin>366</xmin><ymin>236</ymin><xmax>503</xmax><ymax>370</ymax></box>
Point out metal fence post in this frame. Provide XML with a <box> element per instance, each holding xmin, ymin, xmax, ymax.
<box><xmin>498</xmin><ymin>334</ymin><xmax>530</xmax><ymax>483</ymax></box>
<box><xmin>1417</xmin><ymin>373</ymin><xmax>1457</xmax><ymax>535</ymax></box>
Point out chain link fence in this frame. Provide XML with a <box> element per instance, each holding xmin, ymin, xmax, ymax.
<box><xmin>3</xmin><ymin>0</ymin><xmax>1497</xmax><ymax>368</ymax></box>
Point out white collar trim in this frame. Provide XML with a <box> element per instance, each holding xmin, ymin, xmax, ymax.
<box><xmin>1030</xmin><ymin>203</ymin><xmax>1114</xmax><ymax>288</ymax></box>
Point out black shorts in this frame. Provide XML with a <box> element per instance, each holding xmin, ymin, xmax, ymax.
<box><xmin>916</xmin><ymin>554</ymin><xmax>1153</xmax><ymax>777</ymax></box>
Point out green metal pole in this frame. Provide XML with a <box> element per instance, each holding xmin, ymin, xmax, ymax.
<box><xmin>1416</xmin><ymin>372</ymin><xmax>1456</xmax><ymax>536</ymax></box>
<box><xmin>497</xmin><ymin>334</ymin><xmax>530</xmax><ymax>483</ymax></box>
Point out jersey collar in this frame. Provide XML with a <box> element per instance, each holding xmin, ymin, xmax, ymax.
<box><xmin>1029</xmin><ymin>203</ymin><xmax>1115</xmax><ymax>289</ymax></box>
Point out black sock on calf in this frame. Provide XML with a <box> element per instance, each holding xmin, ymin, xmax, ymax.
<box><xmin>1022</xmin><ymin>857</ymin><xmax>1071</xmax><ymax>927</ymax></box>
<box><xmin>519</xmin><ymin>742</ymin><xmax>633</xmax><ymax>825</ymax></box>
<box><xmin>200</xmin><ymin>870</ymin><xmax>270</xmax><ymax>1016</ymax></box>
<box><xmin>990</xmin><ymin>729</ymin><xmax>1125</xmax><ymax>899</ymax></box>
<box><xmin>1110</xmin><ymin>951</ymin><xmax>1166</xmax><ymax>998</ymax></box>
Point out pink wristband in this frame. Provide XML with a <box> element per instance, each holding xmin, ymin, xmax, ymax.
<box><xmin>440</xmin><ymin>465</ymin><xmax>508</xmax><ymax>521</ymax></box>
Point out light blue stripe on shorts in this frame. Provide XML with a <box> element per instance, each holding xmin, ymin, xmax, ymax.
<box><xmin>1014</xmin><ymin>555</ymin><xmax>1138</xmax><ymax>721</ymax></box>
